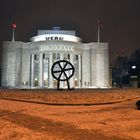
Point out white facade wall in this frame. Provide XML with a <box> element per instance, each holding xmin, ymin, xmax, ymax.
<box><xmin>2</xmin><ymin>42</ymin><xmax>23</xmax><ymax>87</ymax></box>
<box><xmin>90</xmin><ymin>43</ymin><xmax>109</xmax><ymax>88</ymax></box>
<box><xmin>82</xmin><ymin>45</ymin><xmax>91</xmax><ymax>87</ymax></box>
<box><xmin>21</xmin><ymin>45</ymin><xmax>31</xmax><ymax>87</ymax></box>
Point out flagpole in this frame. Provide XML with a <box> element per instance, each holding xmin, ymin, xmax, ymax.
<box><xmin>12</xmin><ymin>28</ymin><xmax>15</xmax><ymax>42</ymax></box>
<box><xmin>97</xmin><ymin>20</ymin><xmax>103</xmax><ymax>44</ymax></box>
<box><xmin>97</xmin><ymin>24</ymin><xmax>100</xmax><ymax>43</ymax></box>
<box><xmin>11</xmin><ymin>22</ymin><xmax>16</xmax><ymax>42</ymax></box>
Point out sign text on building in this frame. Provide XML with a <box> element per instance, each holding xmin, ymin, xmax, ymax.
<box><xmin>46</xmin><ymin>37</ymin><xmax>64</xmax><ymax>41</ymax></box>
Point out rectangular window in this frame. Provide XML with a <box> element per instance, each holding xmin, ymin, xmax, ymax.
<box><xmin>64</xmin><ymin>53</ymin><xmax>70</xmax><ymax>60</ymax></box>
<box><xmin>64</xmin><ymin>54</ymin><xmax>68</xmax><ymax>60</ymax></box>
<box><xmin>68</xmin><ymin>54</ymin><xmax>70</xmax><ymax>59</ymax></box>
<box><xmin>76</xmin><ymin>55</ymin><xmax>78</xmax><ymax>60</ymax></box>
<box><xmin>53</xmin><ymin>53</ymin><xmax>60</xmax><ymax>60</ymax></box>
<box><xmin>43</xmin><ymin>53</ymin><xmax>45</xmax><ymax>59</ymax></box>
<box><xmin>34</xmin><ymin>54</ymin><xmax>37</xmax><ymax>60</ymax></box>
<box><xmin>43</xmin><ymin>58</ymin><xmax>49</xmax><ymax>87</ymax></box>
<box><xmin>34</xmin><ymin>54</ymin><xmax>39</xmax><ymax>60</ymax></box>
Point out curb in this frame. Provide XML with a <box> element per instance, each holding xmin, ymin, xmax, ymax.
<box><xmin>0</xmin><ymin>96</ymin><xmax>140</xmax><ymax>106</ymax></box>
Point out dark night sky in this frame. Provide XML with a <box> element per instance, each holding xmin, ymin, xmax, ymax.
<box><xmin>0</xmin><ymin>0</ymin><xmax>140</xmax><ymax>61</ymax></box>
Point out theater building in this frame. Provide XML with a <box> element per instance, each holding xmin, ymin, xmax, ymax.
<box><xmin>1</xmin><ymin>29</ymin><xmax>110</xmax><ymax>89</ymax></box>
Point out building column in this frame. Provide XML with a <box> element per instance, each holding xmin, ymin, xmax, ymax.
<box><xmin>39</xmin><ymin>53</ymin><xmax>43</xmax><ymax>87</ymax></box>
<box><xmin>49</xmin><ymin>52</ymin><xmax>53</xmax><ymax>88</ymax></box>
<box><xmin>60</xmin><ymin>53</ymin><xmax>64</xmax><ymax>88</ymax></box>
<box><xmin>91</xmin><ymin>47</ymin><xmax>97</xmax><ymax>87</ymax></box>
<box><xmin>78</xmin><ymin>54</ymin><xmax>82</xmax><ymax>88</ymax></box>
<box><xmin>30</xmin><ymin>54</ymin><xmax>34</xmax><ymax>87</ymax></box>
<box><xmin>69</xmin><ymin>53</ymin><xmax>74</xmax><ymax>88</ymax></box>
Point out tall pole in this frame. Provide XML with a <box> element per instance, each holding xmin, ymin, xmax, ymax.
<box><xmin>12</xmin><ymin>22</ymin><xmax>16</xmax><ymax>42</ymax></box>
<box><xmin>97</xmin><ymin>24</ymin><xmax>100</xmax><ymax>43</ymax></box>
<box><xmin>97</xmin><ymin>20</ymin><xmax>103</xmax><ymax>44</ymax></box>
<box><xmin>12</xmin><ymin>28</ymin><xmax>15</xmax><ymax>42</ymax></box>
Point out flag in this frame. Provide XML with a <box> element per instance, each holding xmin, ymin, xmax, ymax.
<box><xmin>12</xmin><ymin>22</ymin><xmax>16</xmax><ymax>29</ymax></box>
<box><xmin>97</xmin><ymin>20</ymin><xmax>103</xmax><ymax>29</ymax></box>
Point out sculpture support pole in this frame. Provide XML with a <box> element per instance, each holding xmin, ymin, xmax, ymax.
<box><xmin>67</xmin><ymin>80</ymin><xmax>70</xmax><ymax>90</ymax></box>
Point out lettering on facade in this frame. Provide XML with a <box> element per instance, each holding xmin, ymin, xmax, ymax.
<box><xmin>46</xmin><ymin>37</ymin><xmax>64</xmax><ymax>41</ymax></box>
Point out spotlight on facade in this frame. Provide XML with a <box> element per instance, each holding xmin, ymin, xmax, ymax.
<box><xmin>35</xmin><ymin>78</ymin><xmax>38</xmax><ymax>81</ymax></box>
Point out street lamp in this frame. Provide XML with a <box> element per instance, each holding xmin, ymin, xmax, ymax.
<box><xmin>132</xmin><ymin>65</ymin><xmax>136</xmax><ymax>69</ymax></box>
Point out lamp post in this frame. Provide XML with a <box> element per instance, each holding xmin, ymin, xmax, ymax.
<box><xmin>130</xmin><ymin>65</ymin><xmax>138</xmax><ymax>88</ymax></box>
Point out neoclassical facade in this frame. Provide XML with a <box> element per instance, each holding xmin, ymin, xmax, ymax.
<box><xmin>1</xmin><ymin>29</ymin><xmax>110</xmax><ymax>89</ymax></box>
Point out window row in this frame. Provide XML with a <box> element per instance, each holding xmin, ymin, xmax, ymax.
<box><xmin>34</xmin><ymin>53</ymin><xmax>74</xmax><ymax>60</ymax></box>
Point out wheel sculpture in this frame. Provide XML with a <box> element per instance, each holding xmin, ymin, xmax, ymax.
<box><xmin>51</xmin><ymin>60</ymin><xmax>75</xmax><ymax>90</ymax></box>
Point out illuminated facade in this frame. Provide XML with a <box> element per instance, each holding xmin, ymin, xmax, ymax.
<box><xmin>1</xmin><ymin>29</ymin><xmax>110</xmax><ymax>89</ymax></box>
